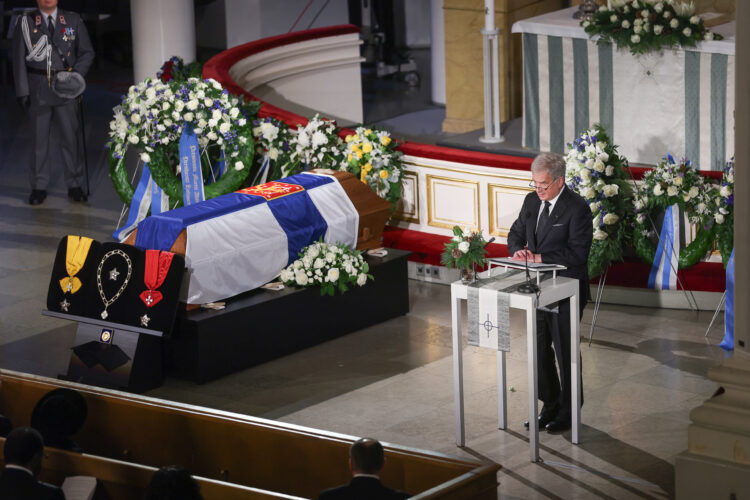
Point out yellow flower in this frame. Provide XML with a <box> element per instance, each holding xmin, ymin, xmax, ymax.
<box><xmin>364</xmin><ymin>128</ymin><xmax>373</xmax><ymax>136</ymax></box>
<box><xmin>352</xmin><ymin>134</ymin><xmax>359</xmax><ymax>142</ymax></box>
<box><xmin>356</xmin><ymin>151</ymin><xmax>363</xmax><ymax>159</ymax></box>
<box><xmin>362</xmin><ymin>142</ymin><xmax>373</xmax><ymax>153</ymax></box>
<box><xmin>347</xmin><ymin>154</ymin><xmax>353</xmax><ymax>162</ymax></box>
<box><xmin>351</xmin><ymin>144</ymin><xmax>360</xmax><ymax>152</ymax></box>
<box><xmin>381</xmin><ymin>136</ymin><xmax>392</xmax><ymax>146</ymax></box>
<box><xmin>364</xmin><ymin>162</ymin><xmax>372</xmax><ymax>171</ymax></box>
<box><xmin>345</xmin><ymin>135</ymin><xmax>353</xmax><ymax>143</ymax></box>
<box><xmin>379</xmin><ymin>169</ymin><xmax>389</xmax><ymax>179</ymax></box>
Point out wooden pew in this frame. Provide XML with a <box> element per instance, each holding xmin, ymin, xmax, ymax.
<box><xmin>0</xmin><ymin>370</ymin><xmax>500</xmax><ymax>499</ymax></box>
<box><xmin>0</xmin><ymin>443</ymin><xmax>304</xmax><ymax>500</ymax></box>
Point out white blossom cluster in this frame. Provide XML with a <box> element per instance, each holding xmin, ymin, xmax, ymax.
<box><xmin>711</xmin><ymin>158</ymin><xmax>734</xmax><ymax>225</ymax></box>
<box><xmin>287</xmin><ymin>114</ymin><xmax>346</xmax><ymax>173</ymax></box>
<box><xmin>564</xmin><ymin>129</ymin><xmax>623</xmax><ymax>241</ymax></box>
<box><xmin>279</xmin><ymin>241</ymin><xmax>370</xmax><ymax>289</ymax></box>
<box><xmin>107</xmin><ymin>77</ymin><xmax>249</xmax><ymax>172</ymax></box>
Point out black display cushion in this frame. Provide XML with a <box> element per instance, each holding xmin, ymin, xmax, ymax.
<box><xmin>84</xmin><ymin>242</ymin><xmax>144</xmax><ymax>325</ymax></box>
<box><xmin>129</xmin><ymin>251</ymin><xmax>185</xmax><ymax>334</ymax></box>
<box><xmin>47</xmin><ymin>236</ymin><xmax>103</xmax><ymax>317</ymax></box>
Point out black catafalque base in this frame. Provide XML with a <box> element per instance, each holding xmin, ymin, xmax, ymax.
<box><xmin>166</xmin><ymin>249</ymin><xmax>410</xmax><ymax>383</ymax></box>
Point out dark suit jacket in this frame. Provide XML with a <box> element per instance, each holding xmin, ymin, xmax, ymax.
<box><xmin>319</xmin><ymin>476</ymin><xmax>410</xmax><ymax>500</ymax></box>
<box><xmin>0</xmin><ymin>468</ymin><xmax>65</xmax><ymax>500</ymax></box>
<box><xmin>507</xmin><ymin>185</ymin><xmax>593</xmax><ymax>306</ymax></box>
<box><xmin>12</xmin><ymin>8</ymin><xmax>95</xmax><ymax>106</ymax></box>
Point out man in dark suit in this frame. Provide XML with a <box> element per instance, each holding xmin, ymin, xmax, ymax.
<box><xmin>508</xmin><ymin>152</ymin><xmax>592</xmax><ymax>433</ymax></box>
<box><xmin>0</xmin><ymin>427</ymin><xmax>64</xmax><ymax>500</ymax></box>
<box><xmin>319</xmin><ymin>438</ymin><xmax>410</xmax><ymax>500</ymax></box>
<box><xmin>12</xmin><ymin>0</ymin><xmax>94</xmax><ymax>205</ymax></box>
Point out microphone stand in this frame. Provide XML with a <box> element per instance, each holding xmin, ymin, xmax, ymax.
<box><xmin>517</xmin><ymin>245</ymin><xmax>539</xmax><ymax>294</ymax></box>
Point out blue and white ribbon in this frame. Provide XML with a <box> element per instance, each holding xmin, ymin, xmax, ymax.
<box><xmin>251</xmin><ymin>153</ymin><xmax>271</xmax><ymax>186</ymax></box>
<box><xmin>720</xmin><ymin>249</ymin><xmax>734</xmax><ymax>351</ymax></box>
<box><xmin>647</xmin><ymin>204</ymin><xmax>680</xmax><ymax>290</ymax></box>
<box><xmin>179</xmin><ymin>124</ymin><xmax>205</xmax><ymax>205</ymax></box>
<box><xmin>113</xmin><ymin>163</ymin><xmax>154</xmax><ymax>241</ymax></box>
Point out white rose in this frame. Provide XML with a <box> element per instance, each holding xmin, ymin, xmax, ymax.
<box><xmin>458</xmin><ymin>241</ymin><xmax>470</xmax><ymax>253</ymax></box>
<box><xmin>212</xmin><ymin>79</ymin><xmax>222</xmax><ymax>90</ymax></box>
<box><xmin>654</xmin><ymin>3</ymin><xmax>663</xmax><ymax>13</ymax></box>
<box><xmin>690</xmin><ymin>15</ymin><xmax>700</xmax><ymax>25</ymax></box>
<box><xmin>325</xmin><ymin>252</ymin><xmax>335</xmax><ymax>263</ymax></box>
<box><xmin>295</xmin><ymin>270</ymin><xmax>309</xmax><ymax>286</ymax></box>
<box><xmin>697</xmin><ymin>202</ymin><xmax>707</xmax><ymax>214</ymax></box>
<box><xmin>667</xmin><ymin>186</ymin><xmax>678</xmax><ymax>197</ymax></box>
<box><xmin>293</xmin><ymin>260</ymin><xmax>303</xmax><ymax>269</ymax></box>
<box><xmin>637</xmin><ymin>213</ymin><xmax>646</xmax><ymax>224</ymax></box>
<box><xmin>207</xmin><ymin>131</ymin><xmax>217</xmax><ymax>141</ymax></box>
<box><xmin>268</xmin><ymin>147</ymin><xmax>279</xmax><ymax>160</ymax></box>
<box><xmin>631</xmin><ymin>34</ymin><xmax>641</xmax><ymax>43</ymax></box>
<box><xmin>663</xmin><ymin>10</ymin><xmax>672</xmax><ymax>19</ymax></box>
<box><xmin>313</xmin><ymin>258</ymin><xmax>325</xmax><ymax>269</ymax></box>
<box><xmin>580</xmin><ymin>169</ymin><xmax>592</xmax><ymax>184</ymax></box>
<box><xmin>634</xmin><ymin>199</ymin><xmax>644</xmax><ymax>210</ymax></box>
<box><xmin>589</xmin><ymin>202</ymin><xmax>600</xmax><ymax>213</ymax></box>
<box><xmin>610</xmin><ymin>14</ymin><xmax>618</xmax><ymax>23</ymax></box>
<box><xmin>229</xmin><ymin>107</ymin><xmax>239</xmax><ymax>119</ymax></box>
<box><xmin>326</xmin><ymin>268</ymin><xmax>340</xmax><ymax>282</ymax></box>
<box><xmin>714</xmin><ymin>213</ymin><xmax>725</xmax><ymax>224</ymax></box>
<box><xmin>131</xmin><ymin>113</ymin><xmax>141</xmax><ymax>124</ymax></box>
<box><xmin>594</xmin><ymin>159</ymin><xmax>605</xmax><ymax>172</ymax></box>
<box><xmin>128</xmin><ymin>134</ymin><xmax>139</xmax><ymax>144</ymax></box>
<box><xmin>682</xmin><ymin>27</ymin><xmax>692</xmax><ymax>37</ymax></box>
<box><xmin>234</xmin><ymin>161</ymin><xmax>244</xmax><ymax>171</ymax></box>
<box><xmin>633</xmin><ymin>25</ymin><xmax>643</xmax><ymax>34</ymax></box>
<box><xmin>603</xmin><ymin>213</ymin><xmax>619</xmax><ymax>225</ymax></box>
<box><xmin>641</xmin><ymin>9</ymin><xmax>650</xmax><ymax>18</ymax></box>
<box><xmin>238</xmin><ymin>118</ymin><xmax>247</xmax><ymax>126</ymax></box>
<box><xmin>593</xmin><ymin>229</ymin><xmax>609</xmax><ymax>240</ymax></box>
<box><xmin>670</xmin><ymin>18</ymin><xmax>679</xmax><ymax>28</ymax></box>
<box><xmin>689</xmin><ymin>186</ymin><xmax>699</xmax><ymax>198</ymax></box>
<box><xmin>219</xmin><ymin>122</ymin><xmax>231</xmax><ymax>134</ymax></box>
<box><xmin>212</xmin><ymin>109</ymin><xmax>222</xmax><ymax>121</ymax></box>
<box><xmin>621</xmin><ymin>19</ymin><xmax>631</xmax><ymax>29</ymax></box>
<box><xmin>704</xmin><ymin>32</ymin><xmax>714</xmax><ymax>41</ymax></box>
<box><xmin>186</xmin><ymin>99</ymin><xmax>198</xmax><ymax>111</ymax></box>
<box><xmin>603</xmin><ymin>184</ymin><xmax>620</xmax><ymax>197</ymax></box>
<box><xmin>720</xmin><ymin>185</ymin><xmax>731</xmax><ymax>197</ymax></box>
<box><xmin>582</xmin><ymin>187</ymin><xmax>596</xmax><ymax>200</ymax></box>
<box><xmin>184</xmin><ymin>112</ymin><xmax>194</xmax><ymax>122</ymax></box>
<box><xmin>605</xmin><ymin>165</ymin><xmax>614</xmax><ymax>176</ymax></box>
<box><xmin>140</xmin><ymin>152</ymin><xmax>150</xmax><ymax>163</ymax></box>
<box><xmin>654</xmin><ymin>24</ymin><xmax>664</xmax><ymax>35</ymax></box>
<box><xmin>356</xmin><ymin>273</ymin><xmax>368</xmax><ymax>286</ymax></box>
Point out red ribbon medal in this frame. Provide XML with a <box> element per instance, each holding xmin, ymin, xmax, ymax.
<box><xmin>139</xmin><ymin>250</ymin><xmax>174</xmax><ymax>307</ymax></box>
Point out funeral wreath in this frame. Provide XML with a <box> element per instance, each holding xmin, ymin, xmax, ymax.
<box><xmin>565</xmin><ymin>125</ymin><xmax>632</xmax><ymax>278</ymax></box>
<box><xmin>279</xmin><ymin>241</ymin><xmax>373</xmax><ymax>296</ymax></box>
<box><xmin>251</xmin><ymin>117</ymin><xmax>295</xmax><ymax>182</ymax></box>
<box><xmin>284</xmin><ymin>114</ymin><xmax>346</xmax><ymax>176</ymax></box>
<box><xmin>712</xmin><ymin>157</ymin><xmax>734</xmax><ymax>267</ymax></box>
<box><xmin>107</xmin><ymin>77</ymin><xmax>256</xmax><ymax>207</ymax></box>
<box><xmin>582</xmin><ymin>0</ymin><xmax>722</xmax><ymax>55</ymax></box>
<box><xmin>633</xmin><ymin>154</ymin><xmax>715</xmax><ymax>268</ymax></box>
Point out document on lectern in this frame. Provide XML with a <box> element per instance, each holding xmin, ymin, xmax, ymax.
<box><xmin>489</xmin><ymin>257</ymin><xmax>566</xmax><ymax>271</ymax></box>
<box><xmin>62</xmin><ymin>476</ymin><xmax>97</xmax><ymax>500</ymax></box>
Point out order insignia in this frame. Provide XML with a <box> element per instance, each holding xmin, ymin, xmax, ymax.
<box><xmin>140</xmin><ymin>314</ymin><xmax>150</xmax><ymax>327</ymax></box>
<box><xmin>60</xmin><ymin>299</ymin><xmax>70</xmax><ymax>312</ymax></box>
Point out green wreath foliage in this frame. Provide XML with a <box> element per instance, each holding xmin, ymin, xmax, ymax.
<box><xmin>712</xmin><ymin>158</ymin><xmax>734</xmax><ymax>267</ymax></box>
<box><xmin>633</xmin><ymin>155</ymin><xmax>715</xmax><ymax>269</ymax></box>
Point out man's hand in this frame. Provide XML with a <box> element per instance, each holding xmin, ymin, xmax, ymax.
<box><xmin>512</xmin><ymin>249</ymin><xmax>533</xmax><ymax>261</ymax></box>
<box><xmin>17</xmin><ymin>96</ymin><xmax>30</xmax><ymax>111</ymax></box>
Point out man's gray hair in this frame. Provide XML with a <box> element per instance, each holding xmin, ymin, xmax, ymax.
<box><xmin>531</xmin><ymin>152</ymin><xmax>566</xmax><ymax>180</ymax></box>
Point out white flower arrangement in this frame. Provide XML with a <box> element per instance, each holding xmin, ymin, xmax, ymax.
<box><xmin>251</xmin><ymin>116</ymin><xmax>295</xmax><ymax>180</ymax></box>
<box><xmin>339</xmin><ymin>126</ymin><xmax>404</xmax><ymax>211</ymax></box>
<box><xmin>582</xmin><ymin>0</ymin><xmax>721</xmax><ymax>55</ymax></box>
<box><xmin>279</xmin><ymin>241</ymin><xmax>372</xmax><ymax>295</ymax></box>
<box><xmin>287</xmin><ymin>114</ymin><xmax>346</xmax><ymax>175</ymax></box>
<box><xmin>712</xmin><ymin>158</ymin><xmax>734</xmax><ymax>265</ymax></box>
<box><xmin>565</xmin><ymin>125</ymin><xmax>632</xmax><ymax>277</ymax></box>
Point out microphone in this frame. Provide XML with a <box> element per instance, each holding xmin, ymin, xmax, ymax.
<box><xmin>517</xmin><ymin>244</ymin><xmax>539</xmax><ymax>294</ymax></box>
<box><xmin>483</xmin><ymin>237</ymin><xmax>496</xmax><ymax>248</ymax></box>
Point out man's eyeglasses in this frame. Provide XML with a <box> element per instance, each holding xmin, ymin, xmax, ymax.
<box><xmin>529</xmin><ymin>177</ymin><xmax>560</xmax><ymax>191</ymax></box>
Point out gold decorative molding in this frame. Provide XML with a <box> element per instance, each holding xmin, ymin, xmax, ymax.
<box><xmin>488</xmin><ymin>183</ymin><xmax>533</xmax><ymax>237</ymax></box>
<box><xmin>426</xmin><ymin>174</ymin><xmax>480</xmax><ymax>230</ymax></box>
<box><xmin>402</xmin><ymin>159</ymin><xmax>531</xmax><ymax>182</ymax></box>
<box><xmin>392</xmin><ymin>171</ymin><xmax>420</xmax><ymax>223</ymax></box>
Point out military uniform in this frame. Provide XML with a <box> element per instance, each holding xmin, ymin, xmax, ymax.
<box><xmin>12</xmin><ymin>8</ymin><xmax>94</xmax><ymax>202</ymax></box>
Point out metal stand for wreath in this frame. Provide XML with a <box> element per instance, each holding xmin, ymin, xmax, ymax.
<box><xmin>588</xmin><ymin>268</ymin><xmax>608</xmax><ymax>346</ymax></box>
<box><xmin>704</xmin><ymin>291</ymin><xmax>727</xmax><ymax>337</ymax></box>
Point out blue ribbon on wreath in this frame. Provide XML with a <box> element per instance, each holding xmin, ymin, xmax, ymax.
<box><xmin>648</xmin><ymin>204</ymin><xmax>679</xmax><ymax>290</ymax></box>
<box><xmin>719</xmin><ymin>249</ymin><xmax>734</xmax><ymax>351</ymax></box>
<box><xmin>179</xmin><ymin>124</ymin><xmax>205</xmax><ymax>205</ymax></box>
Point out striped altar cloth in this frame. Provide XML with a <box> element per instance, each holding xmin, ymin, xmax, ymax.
<box><xmin>513</xmin><ymin>7</ymin><xmax>735</xmax><ymax>170</ymax></box>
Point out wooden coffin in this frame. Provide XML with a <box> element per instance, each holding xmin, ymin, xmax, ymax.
<box><xmin>0</xmin><ymin>370</ymin><xmax>500</xmax><ymax>499</ymax></box>
<box><xmin>123</xmin><ymin>170</ymin><xmax>391</xmax><ymax>254</ymax></box>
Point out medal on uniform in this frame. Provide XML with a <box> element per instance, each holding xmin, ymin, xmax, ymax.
<box><xmin>139</xmin><ymin>249</ymin><xmax>174</xmax><ymax>308</ymax></box>
<box><xmin>35</xmin><ymin>15</ymin><xmax>41</xmax><ymax>26</ymax></box>
<box><xmin>59</xmin><ymin>15</ymin><xmax>66</xmax><ymax>25</ymax></box>
<box><xmin>58</xmin><ymin>236</ymin><xmax>94</xmax><ymax>312</ymax></box>
<box><xmin>96</xmin><ymin>249</ymin><xmax>133</xmax><ymax>320</ymax></box>
<box><xmin>140</xmin><ymin>314</ymin><xmax>151</xmax><ymax>327</ymax></box>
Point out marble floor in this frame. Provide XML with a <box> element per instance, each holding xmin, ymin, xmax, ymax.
<box><xmin>0</xmin><ymin>58</ymin><xmax>731</xmax><ymax>499</ymax></box>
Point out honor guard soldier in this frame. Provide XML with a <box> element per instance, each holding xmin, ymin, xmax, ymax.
<box><xmin>12</xmin><ymin>0</ymin><xmax>94</xmax><ymax>205</ymax></box>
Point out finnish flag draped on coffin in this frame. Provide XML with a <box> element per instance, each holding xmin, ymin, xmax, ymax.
<box><xmin>134</xmin><ymin>172</ymin><xmax>359</xmax><ymax>304</ymax></box>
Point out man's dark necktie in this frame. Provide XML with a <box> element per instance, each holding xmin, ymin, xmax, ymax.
<box><xmin>47</xmin><ymin>15</ymin><xmax>54</xmax><ymax>35</ymax></box>
<box><xmin>536</xmin><ymin>201</ymin><xmax>551</xmax><ymax>235</ymax></box>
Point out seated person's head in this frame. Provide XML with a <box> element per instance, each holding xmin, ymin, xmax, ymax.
<box><xmin>144</xmin><ymin>464</ymin><xmax>202</xmax><ymax>500</ymax></box>
<box><xmin>3</xmin><ymin>427</ymin><xmax>45</xmax><ymax>476</ymax></box>
<box><xmin>349</xmin><ymin>438</ymin><xmax>385</xmax><ymax>476</ymax></box>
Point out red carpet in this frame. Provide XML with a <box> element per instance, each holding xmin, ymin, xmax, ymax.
<box><xmin>383</xmin><ymin>226</ymin><xmax>725</xmax><ymax>292</ymax></box>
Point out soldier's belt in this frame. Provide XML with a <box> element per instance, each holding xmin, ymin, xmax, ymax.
<box><xmin>27</xmin><ymin>67</ymin><xmax>72</xmax><ymax>76</ymax></box>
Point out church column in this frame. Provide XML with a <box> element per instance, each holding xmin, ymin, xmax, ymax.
<box><xmin>130</xmin><ymin>0</ymin><xmax>196</xmax><ymax>82</ymax></box>
<box><xmin>675</xmin><ymin>2</ymin><xmax>750</xmax><ymax>497</ymax></box>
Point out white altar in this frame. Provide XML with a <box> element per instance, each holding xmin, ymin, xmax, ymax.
<box><xmin>512</xmin><ymin>7</ymin><xmax>736</xmax><ymax>170</ymax></box>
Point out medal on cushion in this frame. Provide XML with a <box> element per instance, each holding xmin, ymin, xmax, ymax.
<box><xmin>58</xmin><ymin>235</ymin><xmax>94</xmax><ymax>312</ymax></box>
<box><xmin>139</xmin><ymin>249</ymin><xmax>174</xmax><ymax>308</ymax></box>
<box><xmin>96</xmin><ymin>249</ymin><xmax>133</xmax><ymax>320</ymax></box>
